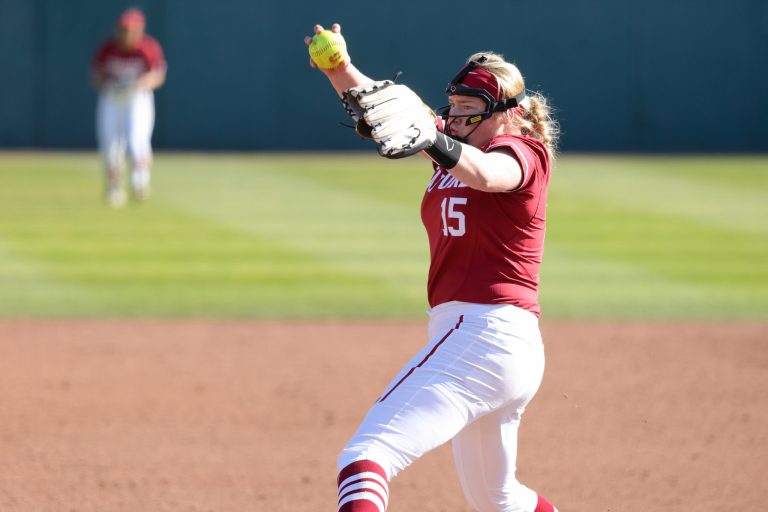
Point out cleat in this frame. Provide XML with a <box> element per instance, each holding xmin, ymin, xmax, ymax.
<box><xmin>132</xmin><ymin>184</ymin><xmax>151</xmax><ymax>202</ymax></box>
<box><xmin>106</xmin><ymin>187</ymin><xmax>127</xmax><ymax>208</ymax></box>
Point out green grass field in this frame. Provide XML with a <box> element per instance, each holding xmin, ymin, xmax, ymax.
<box><xmin>0</xmin><ymin>151</ymin><xmax>765</xmax><ymax>320</ymax></box>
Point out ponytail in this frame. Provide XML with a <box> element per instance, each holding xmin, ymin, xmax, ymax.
<box><xmin>518</xmin><ymin>92</ymin><xmax>560</xmax><ymax>157</ymax></box>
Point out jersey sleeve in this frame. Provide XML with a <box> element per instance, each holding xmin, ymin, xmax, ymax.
<box><xmin>142</xmin><ymin>36</ymin><xmax>167</xmax><ymax>70</ymax></box>
<box><xmin>486</xmin><ymin>136</ymin><xmax>547</xmax><ymax>192</ymax></box>
<box><xmin>92</xmin><ymin>41</ymin><xmax>111</xmax><ymax>72</ymax></box>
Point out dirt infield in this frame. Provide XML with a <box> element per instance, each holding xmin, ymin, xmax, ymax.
<box><xmin>0</xmin><ymin>320</ymin><xmax>765</xmax><ymax>512</ymax></box>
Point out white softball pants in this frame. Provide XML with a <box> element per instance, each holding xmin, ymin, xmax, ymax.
<box><xmin>338</xmin><ymin>301</ymin><xmax>546</xmax><ymax>512</ymax></box>
<box><xmin>96</xmin><ymin>89</ymin><xmax>155</xmax><ymax>187</ymax></box>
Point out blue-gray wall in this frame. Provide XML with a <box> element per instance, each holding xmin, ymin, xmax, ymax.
<box><xmin>1</xmin><ymin>0</ymin><xmax>767</xmax><ymax>152</ymax></box>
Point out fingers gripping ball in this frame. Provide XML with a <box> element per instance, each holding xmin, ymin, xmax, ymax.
<box><xmin>309</xmin><ymin>29</ymin><xmax>348</xmax><ymax>69</ymax></box>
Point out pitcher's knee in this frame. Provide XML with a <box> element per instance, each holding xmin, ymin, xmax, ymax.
<box><xmin>337</xmin><ymin>439</ymin><xmax>407</xmax><ymax>481</ymax></box>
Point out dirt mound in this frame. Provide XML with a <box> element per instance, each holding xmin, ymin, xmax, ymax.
<box><xmin>0</xmin><ymin>320</ymin><xmax>765</xmax><ymax>511</ymax></box>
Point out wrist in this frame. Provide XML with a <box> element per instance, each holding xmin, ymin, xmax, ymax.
<box><xmin>425</xmin><ymin>133</ymin><xmax>463</xmax><ymax>169</ymax></box>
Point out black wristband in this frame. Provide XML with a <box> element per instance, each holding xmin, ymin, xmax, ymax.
<box><xmin>425</xmin><ymin>133</ymin><xmax>463</xmax><ymax>169</ymax></box>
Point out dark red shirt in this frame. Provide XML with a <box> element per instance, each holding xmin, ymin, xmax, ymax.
<box><xmin>92</xmin><ymin>35</ymin><xmax>165</xmax><ymax>82</ymax></box>
<box><xmin>420</xmin><ymin>134</ymin><xmax>551</xmax><ymax>316</ymax></box>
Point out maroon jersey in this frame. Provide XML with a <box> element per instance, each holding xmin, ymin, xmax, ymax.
<box><xmin>420</xmin><ymin>134</ymin><xmax>551</xmax><ymax>316</ymax></box>
<box><xmin>92</xmin><ymin>35</ymin><xmax>166</xmax><ymax>83</ymax></box>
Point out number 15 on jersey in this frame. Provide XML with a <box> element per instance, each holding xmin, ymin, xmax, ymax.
<box><xmin>440</xmin><ymin>197</ymin><xmax>467</xmax><ymax>237</ymax></box>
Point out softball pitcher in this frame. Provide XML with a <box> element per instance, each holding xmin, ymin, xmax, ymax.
<box><xmin>305</xmin><ymin>23</ymin><xmax>561</xmax><ymax>512</ymax></box>
<box><xmin>91</xmin><ymin>8</ymin><xmax>166</xmax><ymax>207</ymax></box>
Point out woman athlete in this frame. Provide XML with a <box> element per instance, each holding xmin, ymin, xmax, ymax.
<box><xmin>305</xmin><ymin>23</ymin><xmax>560</xmax><ymax>512</ymax></box>
<box><xmin>91</xmin><ymin>8</ymin><xmax>166</xmax><ymax>207</ymax></box>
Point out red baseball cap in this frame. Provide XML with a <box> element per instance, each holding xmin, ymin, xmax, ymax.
<box><xmin>118</xmin><ymin>8</ymin><xmax>146</xmax><ymax>29</ymax></box>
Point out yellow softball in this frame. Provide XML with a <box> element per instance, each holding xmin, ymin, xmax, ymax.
<box><xmin>308</xmin><ymin>29</ymin><xmax>347</xmax><ymax>69</ymax></box>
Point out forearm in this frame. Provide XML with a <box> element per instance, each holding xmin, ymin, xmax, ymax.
<box><xmin>321</xmin><ymin>62</ymin><xmax>374</xmax><ymax>98</ymax></box>
<box><xmin>425</xmin><ymin>143</ymin><xmax>522</xmax><ymax>192</ymax></box>
<box><xmin>137</xmin><ymin>68</ymin><xmax>166</xmax><ymax>90</ymax></box>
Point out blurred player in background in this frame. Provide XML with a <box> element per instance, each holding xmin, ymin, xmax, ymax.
<box><xmin>306</xmin><ymin>23</ymin><xmax>560</xmax><ymax>512</ymax></box>
<box><xmin>91</xmin><ymin>7</ymin><xmax>166</xmax><ymax>207</ymax></box>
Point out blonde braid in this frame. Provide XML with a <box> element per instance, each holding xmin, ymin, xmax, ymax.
<box><xmin>520</xmin><ymin>93</ymin><xmax>560</xmax><ymax>156</ymax></box>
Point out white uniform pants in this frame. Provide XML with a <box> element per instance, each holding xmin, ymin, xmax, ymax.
<box><xmin>338</xmin><ymin>301</ymin><xmax>546</xmax><ymax>512</ymax></box>
<box><xmin>96</xmin><ymin>89</ymin><xmax>155</xmax><ymax>188</ymax></box>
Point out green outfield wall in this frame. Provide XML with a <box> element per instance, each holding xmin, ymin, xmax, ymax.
<box><xmin>1</xmin><ymin>0</ymin><xmax>767</xmax><ymax>152</ymax></box>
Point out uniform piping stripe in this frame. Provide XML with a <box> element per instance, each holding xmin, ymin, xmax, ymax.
<box><xmin>336</xmin><ymin>459</ymin><xmax>387</xmax><ymax>487</ymax></box>
<box><xmin>338</xmin><ymin>483</ymin><xmax>388</xmax><ymax>508</ymax></box>
<box><xmin>339</xmin><ymin>473</ymin><xmax>389</xmax><ymax>493</ymax></box>
<box><xmin>338</xmin><ymin>478</ymin><xmax>389</xmax><ymax>501</ymax></box>
<box><xmin>338</xmin><ymin>491</ymin><xmax>386</xmax><ymax>512</ymax></box>
<box><xmin>338</xmin><ymin>461</ymin><xmax>387</xmax><ymax>485</ymax></box>
<box><xmin>378</xmin><ymin>315</ymin><xmax>464</xmax><ymax>402</ymax></box>
<box><xmin>508</xmin><ymin>140</ymin><xmax>530</xmax><ymax>191</ymax></box>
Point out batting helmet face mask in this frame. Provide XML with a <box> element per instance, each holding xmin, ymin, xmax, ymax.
<box><xmin>437</xmin><ymin>56</ymin><xmax>527</xmax><ymax>127</ymax></box>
